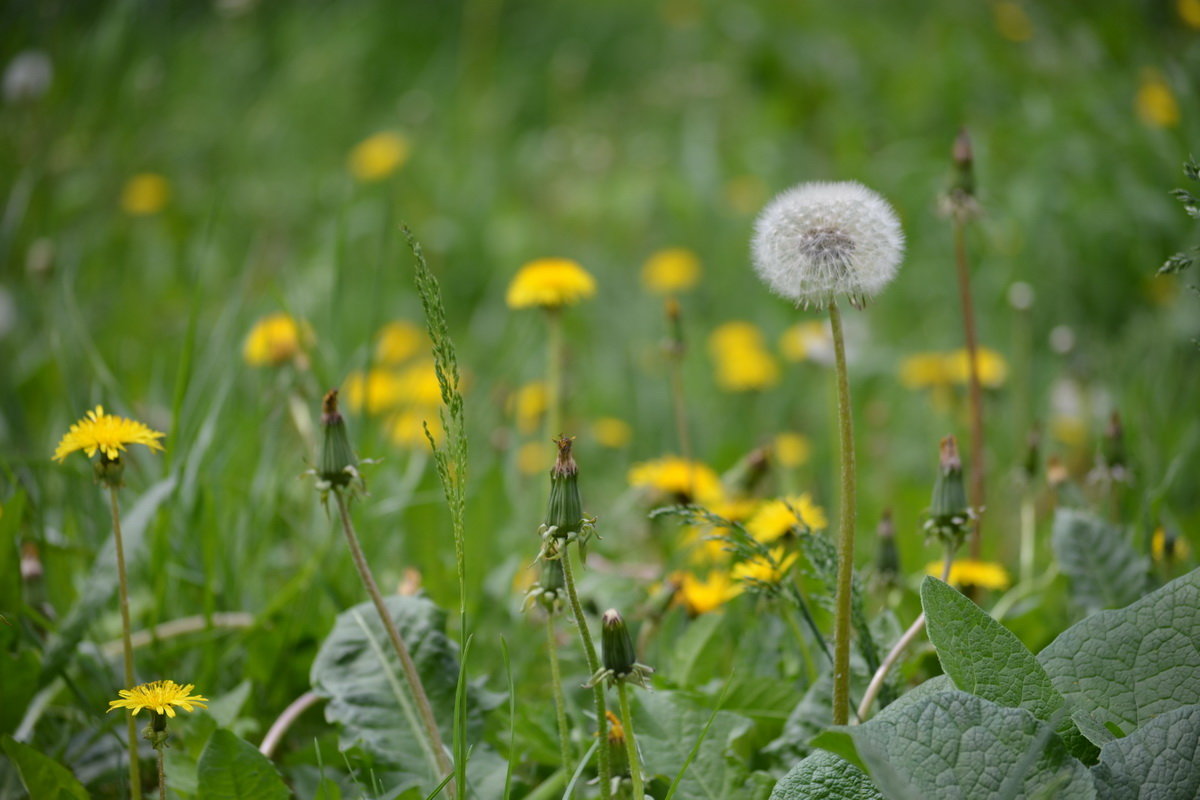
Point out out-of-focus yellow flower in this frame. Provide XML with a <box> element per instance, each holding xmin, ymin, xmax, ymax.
<box><xmin>592</xmin><ymin>417</ymin><xmax>632</xmax><ymax>448</ymax></box>
<box><xmin>675</xmin><ymin>570</ymin><xmax>742</xmax><ymax>615</ymax></box>
<box><xmin>928</xmin><ymin>558</ymin><xmax>1010</xmax><ymax>590</ymax></box>
<box><xmin>642</xmin><ymin>248</ymin><xmax>700</xmax><ymax>294</ymax></box>
<box><xmin>706</xmin><ymin>496</ymin><xmax>759</xmax><ymax>523</ymax></box>
<box><xmin>396</xmin><ymin>360</ymin><xmax>444</xmax><ymax>407</ymax></box>
<box><xmin>946</xmin><ymin>347</ymin><xmax>1009</xmax><ymax>388</ymax></box>
<box><xmin>343</xmin><ymin>369</ymin><xmax>405</xmax><ymax>415</ymax></box>
<box><xmin>108</xmin><ymin>680</ymin><xmax>207</xmax><ymax>718</ymax></box>
<box><xmin>732</xmin><ymin>547</ymin><xmax>799</xmax><ymax>585</ymax></box>
<box><xmin>517</xmin><ymin>441</ymin><xmax>551</xmax><ymax>475</ymax></box>
<box><xmin>389</xmin><ymin>410</ymin><xmax>441</xmax><ymax>449</ymax></box>
<box><xmin>778</xmin><ymin>321</ymin><xmax>830</xmax><ymax>363</ymax></box>
<box><xmin>900</xmin><ymin>353</ymin><xmax>952</xmax><ymax>390</ymax></box>
<box><xmin>993</xmin><ymin>2</ymin><xmax>1033</xmax><ymax>42</ymax></box>
<box><xmin>375</xmin><ymin>321</ymin><xmax>426</xmax><ymax>365</ymax></box>
<box><xmin>53</xmin><ymin>406</ymin><xmax>165</xmax><ymax>463</ymax></box>
<box><xmin>681</xmin><ymin>527</ymin><xmax>730</xmax><ymax>565</ymax></box>
<box><xmin>1136</xmin><ymin>70</ymin><xmax>1180</xmax><ymax>128</ymax></box>
<box><xmin>1180</xmin><ymin>0</ymin><xmax>1200</xmax><ymax>29</ymax></box>
<box><xmin>506</xmin><ymin>258</ymin><xmax>596</xmax><ymax>309</ymax></box>
<box><xmin>121</xmin><ymin>173</ymin><xmax>170</xmax><ymax>216</ymax></box>
<box><xmin>627</xmin><ymin>456</ymin><xmax>723</xmax><ymax>504</ymax></box>
<box><xmin>1152</xmin><ymin>527</ymin><xmax>1191</xmax><ymax>562</ymax></box>
<box><xmin>509</xmin><ymin>382</ymin><xmax>548</xmax><ymax>435</ymax></box>
<box><xmin>708</xmin><ymin>322</ymin><xmax>780</xmax><ymax>392</ymax></box>
<box><xmin>724</xmin><ymin>174</ymin><xmax>767</xmax><ymax>216</ymax></box>
<box><xmin>773</xmin><ymin>432</ymin><xmax>811</xmax><ymax>468</ymax></box>
<box><xmin>243</xmin><ymin>313</ymin><xmax>309</xmax><ymax>368</ymax></box>
<box><xmin>1050</xmin><ymin>415</ymin><xmax>1088</xmax><ymax>448</ymax></box>
<box><xmin>746</xmin><ymin>494</ymin><xmax>828</xmax><ymax>543</ymax></box>
<box><xmin>349</xmin><ymin>131</ymin><xmax>410</xmax><ymax>181</ymax></box>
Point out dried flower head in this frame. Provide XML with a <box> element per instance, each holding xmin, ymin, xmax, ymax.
<box><xmin>752</xmin><ymin>181</ymin><xmax>904</xmax><ymax>308</ymax></box>
<box><xmin>107</xmin><ymin>680</ymin><xmax>207</xmax><ymax>718</ymax></box>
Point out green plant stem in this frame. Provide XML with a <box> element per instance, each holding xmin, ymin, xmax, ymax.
<box><xmin>953</xmin><ymin>218</ymin><xmax>987</xmax><ymax>558</ymax></box>
<box><xmin>827</xmin><ymin>300</ymin><xmax>856</xmax><ymax>726</ymax></box>
<box><xmin>1019</xmin><ymin>489</ymin><xmax>1036</xmax><ymax>586</ymax></box>
<box><xmin>668</xmin><ymin>358</ymin><xmax>694</xmax><ymax>493</ymax></box>
<box><xmin>546</xmin><ymin>308</ymin><xmax>564</xmax><ymax>442</ymax></box>
<box><xmin>109</xmin><ymin>487</ymin><xmax>144</xmax><ymax>800</ymax></box>
<box><xmin>156</xmin><ymin>746</ymin><xmax>166</xmax><ymax>800</ymax></box>
<box><xmin>546</xmin><ymin>614</ymin><xmax>573</xmax><ymax>774</ymax></box>
<box><xmin>558</xmin><ymin>544</ymin><xmax>613</xmax><ymax>800</ymax></box>
<box><xmin>333</xmin><ymin>491</ymin><xmax>454</xmax><ymax>793</ymax></box>
<box><xmin>617</xmin><ymin>683</ymin><xmax>644</xmax><ymax>800</ymax></box>
<box><xmin>780</xmin><ymin>604</ymin><xmax>817</xmax><ymax>686</ymax></box>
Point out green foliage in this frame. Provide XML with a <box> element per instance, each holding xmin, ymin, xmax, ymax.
<box><xmin>197</xmin><ymin>729</ymin><xmax>290</xmax><ymax>800</ymax></box>
<box><xmin>1050</xmin><ymin>510</ymin><xmax>1148</xmax><ymax>615</ymax></box>
<box><xmin>769</xmin><ymin>750</ymin><xmax>881</xmax><ymax>800</ymax></box>
<box><xmin>1090</xmin><ymin>704</ymin><xmax>1200</xmax><ymax>800</ymax></box>
<box><xmin>1</xmin><ymin>735</ymin><xmax>90</xmax><ymax>800</ymax></box>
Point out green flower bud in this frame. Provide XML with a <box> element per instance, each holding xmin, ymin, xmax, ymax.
<box><xmin>544</xmin><ymin>436</ymin><xmax>582</xmax><ymax>539</ymax></box>
<box><xmin>601</xmin><ymin>609</ymin><xmax>637</xmax><ymax>678</ymax></box>
<box><xmin>926</xmin><ymin>435</ymin><xmax>970</xmax><ymax>544</ymax></box>
<box><xmin>319</xmin><ymin>390</ymin><xmax>358</xmax><ymax>488</ymax></box>
<box><xmin>537</xmin><ymin>558</ymin><xmax>566</xmax><ymax>613</ymax></box>
<box><xmin>876</xmin><ymin>509</ymin><xmax>900</xmax><ymax>580</ymax></box>
<box><xmin>94</xmin><ymin>454</ymin><xmax>125</xmax><ymax>489</ymax></box>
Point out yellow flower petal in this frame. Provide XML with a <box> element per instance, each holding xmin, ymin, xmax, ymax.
<box><xmin>53</xmin><ymin>406</ymin><xmax>165</xmax><ymax>463</ymax></box>
<box><xmin>506</xmin><ymin>258</ymin><xmax>596</xmax><ymax>309</ymax></box>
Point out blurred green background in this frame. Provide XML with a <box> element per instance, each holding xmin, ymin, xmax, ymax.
<box><xmin>2</xmin><ymin>0</ymin><xmax>1198</xmax><ymax>796</ymax></box>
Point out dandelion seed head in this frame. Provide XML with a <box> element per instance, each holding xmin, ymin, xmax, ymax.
<box><xmin>751</xmin><ymin>181</ymin><xmax>904</xmax><ymax>307</ymax></box>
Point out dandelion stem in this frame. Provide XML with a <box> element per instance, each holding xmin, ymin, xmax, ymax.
<box><xmin>617</xmin><ymin>683</ymin><xmax>644</xmax><ymax>800</ymax></box>
<box><xmin>827</xmin><ymin>300</ymin><xmax>856</xmax><ymax>726</ymax></box>
<box><xmin>668</xmin><ymin>360</ymin><xmax>694</xmax><ymax>489</ymax></box>
<box><xmin>333</xmin><ymin>490</ymin><xmax>454</xmax><ymax>793</ymax></box>
<box><xmin>1019</xmin><ymin>488</ymin><xmax>1036</xmax><ymax>586</ymax></box>
<box><xmin>857</xmin><ymin>547</ymin><xmax>956</xmax><ymax>720</ymax></box>
<box><xmin>156</xmin><ymin>746</ymin><xmax>166</xmax><ymax>800</ymax></box>
<box><xmin>546</xmin><ymin>308</ymin><xmax>564</xmax><ymax>442</ymax></box>
<box><xmin>109</xmin><ymin>487</ymin><xmax>144</xmax><ymax>800</ymax></box>
<box><xmin>558</xmin><ymin>544</ymin><xmax>613</xmax><ymax>800</ymax></box>
<box><xmin>953</xmin><ymin>218</ymin><xmax>986</xmax><ymax>558</ymax></box>
<box><xmin>546</xmin><ymin>613</ymin><xmax>573</xmax><ymax>774</ymax></box>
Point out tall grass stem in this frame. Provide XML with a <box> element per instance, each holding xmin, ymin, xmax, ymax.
<box><xmin>108</xmin><ymin>487</ymin><xmax>144</xmax><ymax>800</ymax></box>
<box><xmin>827</xmin><ymin>300</ymin><xmax>856</xmax><ymax>726</ymax></box>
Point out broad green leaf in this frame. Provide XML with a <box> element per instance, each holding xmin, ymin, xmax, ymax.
<box><xmin>0</xmin><ymin>650</ymin><xmax>39</xmax><ymax>735</ymax></box>
<box><xmin>1</xmin><ymin>735</ymin><xmax>90</xmax><ymax>800</ymax></box>
<box><xmin>1037</xmin><ymin>569</ymin><xmax>1200</xmax><ymax>738</ymax></box>
<box><xmin>770</xmin><ymin>750</ymin><xmax>882</xmax><ymax>800</ymax></box>
<box><xmin>1051</xmin><ymin>510</ymin><xmax>1148</xmax><ymax>614</ymax></box>
<box><xmin>922</xmin><ymin>578</ymin><xmax>1095</xmax><ymax>762</ymax></box>
<box><xmin>1090</xmin><ymin>704</ymin><xmax>1200</xmax><ymax>800</ymax></box>
<box><xmin>633</xmin><ymin>690</ymin><xmax>754</xmax><ymax>800</ymax></box>
<box><xmin>197</xmin><ymin>728</ymin><xmax>290</xmax><ymax>800</ymax></box>
<box><xmin>667</xmin><ymin>612</ymin><xmax>725</xmax><ymax>686</ymax></box>
<box><xmin>849</xmin><ymin>690</ymin><xmax>1096</xmax><ymax>800</ymax></box>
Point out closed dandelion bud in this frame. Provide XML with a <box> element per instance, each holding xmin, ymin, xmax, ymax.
<box><xmin>601</xmin><ymin>609</ymin><xmax>637</xmax><ymax>678</ymax></box>
<box><xmin>952</xmin><ymin>128</ymin><xmax>974</xmax><ymax>196</ymax></box>
<box><xmin>926</xmin><ymin>435</ymin><xmax>970</xmax><ymax>544</ymax></box>
<box><xmin>544</xmin><ymin>436</ymin><xmax>583</xmax><ymax>539</ymax></box>
<box><xmin>319</xmin><ymin>390</ymin><xmax>358</xmax><ymax>488</ymax></box>
<box><xmin>537</xmin><ymin>558</ymin><xmax>567</xmax><ymax>612</ymax></box>
<box><xmin>1103</xmin><ymin>411</ymin><xmax>1127</xmax><ymax>475</ymax></box>
<box><xmin>876</xmin><ymin>509</ymin><xmax>900</xmax><ymax>580</ymax></box>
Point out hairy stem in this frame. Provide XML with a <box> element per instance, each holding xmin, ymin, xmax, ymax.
<box><xmin>827</xmin><ymin>300</ymin><xmax>856</xmax><ymax>726</ymax></box>
<box><xmin>546</xmin><ymin>614</ymin><xmax>573</xmax><ymax>774</ymax></box>
<box><xmin>954</xmin><ymin>219</ymin><xmax>986</xmax><ymax>558</ymax></box>
<box><xmin>156</xmin><ymin>747</ymin><xmax>166</xmax><ymax>800</ymax></box>
<box><xmin>668</xmin><ymin>359</ymin><xmax>694</xmax><ymax>494</ymax></box>
<box><xmin>334</xmin><ymin>491</ymin><xmax>454</xmax><ymax>792</ymax></box>
<box><xmin>109</xmin><ymin>487</ymin><xmax>143</xmax><ymax>800</ymax></box>
<box><xmin>559</xmin><ymin>545</ymin><xmax>612</xmax><ymax>800</ymax></box>
<box><xmin>617</xmin><ymin>683</ymin><xmax>644</xmax><ymax>800</ymax></box>
<box><xmin>546</xmin><ymin>308</ymin><xmax>564</xmax><ymax>442</ymax></box>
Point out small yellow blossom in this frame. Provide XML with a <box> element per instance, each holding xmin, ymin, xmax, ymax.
<box><xmin>778</xmin><ymin>321</ymin><xmax>830</xmax><ymax>363</ymax></box>
<box><xmin>928</xmin><ymin>559</ymin><xmax>1010</xmax><ymax>590</ymax></box>
<box><xmin>746</xmin><ymin>494</ymin><xmax>828</xmax><ymax>543</ymax></box>
<box><xmin>107</xmin><ymin>680</ymin><xmax>207</xmax><ymax>718</ymax></box>
<box><xmin>945</xmin><ymin>347</ymin><xmax>1009</xmax><ymax>388</ymax></box>
<box><xmin>733</xmin><ymin>547</ymin><xmax>799</xmax><ymax>585</ymax></box>
<box><xmin>1136</xmin><ymin>70</ymin><xmax>1180</xmax><ymax>128</ymax></box>
<box><xmin>706</xmin><ymin>497</ymin><xmax>760</xmax><ymax>524</ymax></box>
<box><xmin>993</xmin><ymin>2</ymin><xmax>1033</xmax><ymax>42</ymax></box>
<box><xmin>681</xmin><ymin>527</ymin><xmax>731</xmax><ymax>565</ymax></box>
<box><xmin>900</xmin><ymin>352</ymin><xmax>952</xmax><ymax>390</ymax></box>
<box><xmin>396</xmin><ymin>361</ymin><xmax>444</xmax><ymax>407</ymax></box>
<box><xmin>708</xmin><ymin>322</ymin><xmax>779</xmax><ymax>392</ymax></box>
<box><xmin>389</xmin><ymin>410</ymin><xmax>442</xmax><ymax>449</ymax></box>
<box><xmin>642</xmin><ymin>248</ymin><xmax>701</xmax><ymax>294</ymax></box>
<box><xmin>343</xmin><ymin>369</ymin><xmax>405</xmax><ymax>415</ymax></box>
<box><xmin>517</xmin><ymin>441</ymin><xmax>551</xmax><ymax>475</ymax></box>
<box><xmin>54</xmin><ymin>406</ymin><xmax>165</xmax><ymax>463</ymax></box>
<box><xmin>375</xmin><ymin>321</ymin><xmax>426</xmax><ymax>365</ymax></box>
<box><xmin>506</xmin><ymin>258</ymin><xmax>596</xmax><ymax>309</ymax></box>
<box><xmin>675</xmin><ymin>571</ymin><xmax>742</xmax><ymax>615</ymax></box>
<box><xmin>349</xmin><ymin>131</ymin><xmax>410</xmax><ymax>181</ymax></box>
<box><xmin>510</xmin><ymin>382</ymin><xmax>548</xmax><ymax>435</ymax></box>
<box><xmin>1181</xmin><ymin>0</ymin><xmax>1200</xmax><ymax>29</ymax></box>
<box><xmin>121</xmin><ymin>173</ymin><xmax>170</xmax><ymax>216</ymax></box>
<box><xmin>773</xmin><ymin>432</ymin><xmax>811</xmax><ymax>468</ymax></box>
<box><xmin>605</xmin><ymin>710</ymin><xmax>625</xmax><ymax>745</ymax></box>
<box><xmin>1152</xmin><ymin>527</ymin><xmax>1191</xmax><ymax>562</ymax></box>
<box><xmin>592</xmin><ymin>417</ymin><xmax>632</xmax><ymax>449</ymax></box>
<box><xmin>627</xmin><ymin>456</ymin><xmax>724</xmax><ymax>504</ymax></box>
<box><xmin>243</xmin><ymin>313</ymin><xmax>308</xmax><ymax>367</ymax></box>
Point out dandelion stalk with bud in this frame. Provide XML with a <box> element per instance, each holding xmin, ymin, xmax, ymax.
<box><xmin>752</xmin><ymin>180</ymin><xmax>904</xmax><ymax>725</ymax></box>
<box><xmin>588</xmin><ymin>610</ymin><xmax>653</xmax><ymax>800</ymax></box>
<box><xmin>108</xmin><ymin>680</ymin><xmax>207</xmax><ymax>800</ymax></box>
<box><xmin>55</xmin><ymin>406</ymin><xmax>166</xmax><ymax>800</ymax></box>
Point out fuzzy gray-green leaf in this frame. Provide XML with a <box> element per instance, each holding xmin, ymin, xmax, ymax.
<box><xmin>770</xmin><ymin>750</ymin><xmax>882</xmax><ymax>800</ymax></box>
<box><xmin>1090</xmin><ymin>704</ymin><xmax>1200</xmax><ymax>800</ymax></box>
<box><xmin>1051</xmin><ymin>509</ymin><xmax>1148</xmax><ymax>614</ymax></box>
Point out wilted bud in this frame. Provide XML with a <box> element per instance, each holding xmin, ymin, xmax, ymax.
<box><xmin>544</xmin><ymin>436</ymin><xmax>583</xmax><ymax>539</ymax></box>
<box><xmin>319</xmin><ymin>390</ymin><xmax>358</xmax><ymax>488</ymax></box>
<box><xmin>940</xmin><ymin>128</ymin><xmax>981</xmax><ymax>221</ymax></box>
<box><xmin>601</xmin><ymin>609</ymin><xmax>638</xmax><ymax>678</ymax></box>
<box><xmin>925</xmin><ymin>435</ymin><xmax>970</xmax><ymax>545</ymax></box>
<box><xmin>20</xmin><ymin>541</ymin><xmax>43</xmax><ymax>583</ymax></box>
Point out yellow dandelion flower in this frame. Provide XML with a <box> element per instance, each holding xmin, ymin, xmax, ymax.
<box><xmin>107</xmin><ymin>680</ymin><xmax>207</xmax><ymax>718</ymax></box>
<box><xmin>773</xmin><ymin>432</ymin><xmax>811</xmax><ymax>468</ymax></box>
<box><xmin>396</xmin><ymin>360</ymin><xmax>445</xmax><ymax>407</ymax></box>
<box><xmin>946</xmin><ymin>347</ymin><xmax>1009</xmax><ymax>388</ymax></box>
<box><xmin>343</xmin><ymin>369</ymin><xmax>405</xmax><ymax>415</ymax></box>
<box><xmin>509</xmin><ymin>382</ymin><xmax>548</xmax><ymax>435</ymax></box>
<box><xmin>627</xmin><ymin>456</ymin><xmax>724</xmax><ymax>504</ymax></box>
<box><xmin>375</xmin><ymin>321</ymin><xmax>427</xmax><ymax>365</ymax></box>
<box><xmin>243</xmin><ymin>313</ymin><xmax>309</xmax><ymax>367</ymax></box>
<box><xmin>642</xmin><ymin>247</ymin><xmax>701</xmax><ymax>294</ymax></box>
<box><xmin>993</xmin><ymin>2</ymin><xmax>1033</xmax><ymax>42</ymax></box>
<box><xmin>1136</xmin><ymin>69</ymin><xmax>1180</xmax><ymax>128</ymax></box>
<box><xmin>517</xmin><ymin>441</ymin><xmax>551</xmax><ymax>475</ymax></box>
<box><xmin>389</xmin><ymin>410</ymin><xmax>441</xmax><ymax>449</ymax></box>
<box><xmin>348</xmin><ymin>131</ymin><xmax>410</xmax><ymax>182</ymax></box>
<box><xmin>506</xmin><ymin>258</ymin><xmax>596</xmax><ymax>309</ymax></box>
<box><xmin>778</xmin><ymin>320</ymin><xmax>831</xmax><ymax>363</ymax></box>
<box><xmin>121</xmin><ymin>173</ymin><xmax>170</xmax><ymax>216</ymax></box>
<box><xmin>681</xmin><ymin>527</ymin><xmax>731</xmax><ymax>565</ymax></box>
<box><xmin>732</xmin><ymin>547</ymin><xmax>799</xmax><ymax>585</ymax></box>
<box><xmin>928</xmin><ymin>559</ymin><xmax>1010</xmax><ymax>590</ymax></box>
<box><xmin>54</xmin><ymin>406</ymin><xmax>165</xmax><ymax>463</ymax></box>
<box><xmin>900</xmin><ymin>352</ymin><xmax>952</xmax><ymax>390</ymax></box>
<box><xmin>1151</xmin><ymin>527</ymin><xmax>1191</xmax><ymax>562</ymax></box>
<box><xmin>592</xmin><ymin>417</ymin><xmax>632</xmax><ymax>449</ymax></box>
<box><xmin>746</xmin><ymin>494</ymin><xmax>828</xmax><ymax>544</ymax></box>
<box><xmin>708</xmin><ymin>322</ymin><xmax>780</xmax><ymax>392</ymax></box>
<box><xmin>706</xmin><ymin>496</ymin><xmax>760</xmax><ymax>523</ymax></box>
<box><xmin>605</xmin><ymin>710</ymin><xmax>625</xmax><ymax>745</ymax></box>
<box><xmin>675</xmin><ymin>571</ymin><xmax>742</xmax><ymax>615</ymax></box>
<box><xmin>1181</xmin><ymin>0</ymin><xmax>1200</xmax><ymax>29</ymax></box>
